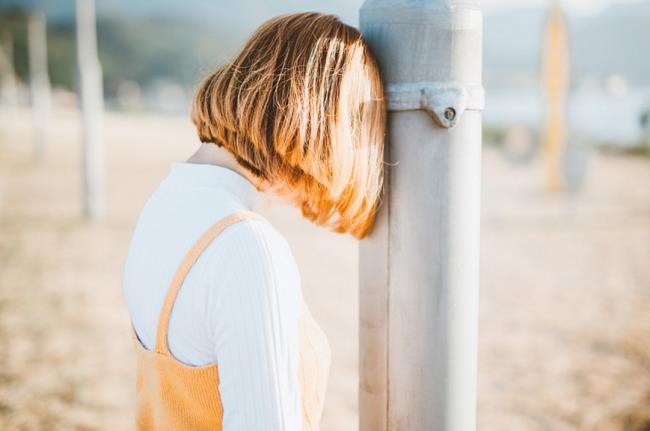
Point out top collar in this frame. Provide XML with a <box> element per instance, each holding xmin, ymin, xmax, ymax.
<box><xmin>166</xmin><ymin>161</ymin><xmax>261</xmax><ymax>210</ymax></box>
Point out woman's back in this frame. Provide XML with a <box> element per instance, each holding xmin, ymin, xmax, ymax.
<box><xmin>123</xmin><ymin>10</ymin><xmax>386</xmax><ymax>429</ymax></box>
<box><xmin>123</xmin><ymin>161</ymin><xmax>329</xmax><ymax>430</ymax></box>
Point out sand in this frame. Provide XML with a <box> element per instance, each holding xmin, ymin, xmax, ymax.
<box><xmin>0</xmin><ymin>108</ymin><xmax>648</xmax><ymax>430</ymax></box>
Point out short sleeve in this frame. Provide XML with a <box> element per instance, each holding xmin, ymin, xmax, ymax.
<box><xmin>204</xmin><ymin>218</ymin><xmax>303</xmax><ymax>431</ymax></box>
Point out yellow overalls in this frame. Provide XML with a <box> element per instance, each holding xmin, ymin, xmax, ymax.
<box><xmin>131</xmin><ymin>211</ymin><xmax>331</xmax><ymax>430</ymax></box>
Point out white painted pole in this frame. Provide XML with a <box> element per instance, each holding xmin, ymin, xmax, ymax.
<box><xmin>75</xmin><ymin>0</ymin><xmax>105</xmax><ymax>219</ymax></box>
<box><xmin>0</xmin><ymin>29</ymin><xmax>19</xmax><ymax>106</ymax></box>
<box><xmin>359</xmin><ymin>1</ymin><xmax>483</xmax><ymax>430</ymax></box>
<box><xmin>27</xmin><ymin>10</ymin><xmax>51</xmax><ymax>159</ymax></box>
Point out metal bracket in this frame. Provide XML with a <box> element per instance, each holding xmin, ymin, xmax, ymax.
<box><xmin>386</xmin><ymin>82</ymin><xmax>485</xmax><ymax>128</ymax></box>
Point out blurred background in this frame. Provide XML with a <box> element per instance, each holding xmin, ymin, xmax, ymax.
<box><xmin>0</xmin><ymin>0</ymin><xmax>648</xmax><ymax>430</ymax></box>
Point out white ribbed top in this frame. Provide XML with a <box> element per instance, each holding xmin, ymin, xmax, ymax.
<box><xmin>122</xmin><ymin>161</ymin><xmax>303</xmax><ymax>430</ymax></box>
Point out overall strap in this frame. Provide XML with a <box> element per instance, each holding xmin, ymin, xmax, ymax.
<box><xmin>155</xmin><ymin>210</ymin><xmax>267</xmax><ymax>355</ymax></box>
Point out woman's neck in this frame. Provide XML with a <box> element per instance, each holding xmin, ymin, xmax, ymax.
<box><xmin>186</xmin><ymin>143</ymin><xmax>260</xmax><ymax>188</ymax></box>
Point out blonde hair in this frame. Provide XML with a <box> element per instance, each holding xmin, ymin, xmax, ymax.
<box><xmin>191</xmin><ymin>12</ymin><xmax>385</xmax><ymax>238</ymax></box>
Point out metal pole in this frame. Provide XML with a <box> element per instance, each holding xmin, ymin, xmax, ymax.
<box><xmin>27</xmin><ymin>10</ymin><xmax>51</xmax><ymax>159</ymax></box>
<box><xmin>359</xmin><ymin>1</ymin><xmax>483</xmax><ymax>430</ymax></box>
<box><xmin>76</xmin><ymin>0</ymin><xmax>105</xmax><ymax>219</ymax></box>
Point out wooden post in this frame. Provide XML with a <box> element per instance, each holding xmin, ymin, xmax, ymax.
<box><xmin>541</xmin><ymin>2</ymin><xmax>570</xmax><ymax>192</ymax></box>
<box><xmin>359</xmin><ymin>1</ymin><xmax>483</xmax><ymax>429</ymax></box>
<box><xmin>76</xmin><ymin>0</ymin><xmax>105</xmax><ymax>219</ymax></box>
<box><xmin>27</xmin><ymin>10</ymin><xmax>51</xmax><ymax>159</ymax></box>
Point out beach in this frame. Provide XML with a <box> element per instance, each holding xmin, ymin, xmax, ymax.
<box><xmin>0</xmin><ymin>108</ymin><xmax>648</xmax><ymax>430</ymax></box>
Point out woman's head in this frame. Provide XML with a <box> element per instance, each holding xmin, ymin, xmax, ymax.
<box><xmin>191</xmin><ymin>12</ymin><xmax>385</xmax><ymax>239</ymax></box>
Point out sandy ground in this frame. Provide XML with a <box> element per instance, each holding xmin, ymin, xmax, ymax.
<box><xmin>0</xmin><ymin>108</ymin><xmax>649</xmax><ymax>431</ymax></box>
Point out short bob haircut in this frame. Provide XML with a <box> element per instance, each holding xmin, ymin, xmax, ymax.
<box><xmin>191</xmin><ymin>12</ymin><xmax>385</xmax><ymax>238</ymax></box>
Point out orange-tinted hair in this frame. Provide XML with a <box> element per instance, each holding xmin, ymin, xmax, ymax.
<box><xmin>191</xmin><ymin>12</ymin><xmax>385</xmax><ymax>238</ymax></box>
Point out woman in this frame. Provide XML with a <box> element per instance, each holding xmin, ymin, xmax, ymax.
<box><xmin>123</xmin><ymin>12</ymin><xmax>385</xmax><ymax>431</ymax></box>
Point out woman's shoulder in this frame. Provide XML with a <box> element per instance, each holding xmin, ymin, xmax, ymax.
<box><xmin>203</xmin><ymin>211</ymin><xmax>301</xmax><ymax>289</ymax></box>
<box><xmin>200</xmin><ymin>213</ymin><xmax>303</xmax><ymax>336</ymax></box>
<box><xmin>221</xmin><ymin>213</ymin><xmax>294</xmax><ymax>259</ymax></box>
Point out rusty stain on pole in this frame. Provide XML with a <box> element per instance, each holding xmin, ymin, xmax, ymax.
<box><xmin>359</xmin><ymin>0</ymin><xmax>483</xmax><ymax>430</ymax></box>
<box><xmin>76</xmin><ymin>0</ymin><xmax>105</xmax><ymax>219</ymax></box>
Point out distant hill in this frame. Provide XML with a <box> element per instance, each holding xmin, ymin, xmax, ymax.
<box><xmin>2</xmin><ymin>14</ymin><xmax>240</xmax><ymax>95</ymax></box>
<box><xmin>0</xmin><ymin>0</ymin><xmax>363</xmax><ymax>96</ymax></box>
<box><xmin>483</xmin><ymin>8</ymin><xmax>547</xmax><ymax>88</ymax></box>
<box><xmin>484</xmin><ymin>1</ymin><xmax>650</xmax><ymax>88</ymax></box>
<box><xmin>1</xmin><ymin>0</ymin><xmax>649</xmax><ymax>94</ymax></box>
<box><xmin>568</xmin><ymin>0</ymin><xmax>650</xmax><ymax>85</ymax></box>
<box><xmin>0</xmin><ymin>0</ymin><xmax>362</xmax><ymax>26</ymax></box>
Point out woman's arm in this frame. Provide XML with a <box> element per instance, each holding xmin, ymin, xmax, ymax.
<box><xmin>205</xmin><ymin>218</ymin><xmax>303</xmax><ymax>431</ymax></box>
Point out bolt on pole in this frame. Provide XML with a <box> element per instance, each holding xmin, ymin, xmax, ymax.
<box><xmin>76</xmin><ymin>0</ymin><xmax>105</xmax><ymax>219</ymax></box>
<box><xmin>359</xmin><ymin>1</ymin><xmax>483</xmax><ymax>430</ymax></box>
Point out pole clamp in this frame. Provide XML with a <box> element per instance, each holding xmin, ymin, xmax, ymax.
<box><xmin>386</xmin><ymin>82</ymin><xmax>485</xmax><ymax>128</ymax></box>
